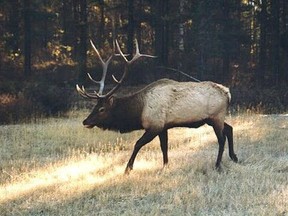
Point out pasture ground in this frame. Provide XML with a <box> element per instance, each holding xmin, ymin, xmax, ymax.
<box><xmin>0</xmin><ymin>111</ymin><xmax>287</xmax><ymax>215</ymax></box>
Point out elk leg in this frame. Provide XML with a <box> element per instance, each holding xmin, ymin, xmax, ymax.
<box><xmin>224</xmin><ymin>123</ymin><xmax>238</xmax><ymax>163</ymax></box>
<box><xmin>159</xmin><ymin>130</ymin><xmax>168</xmax><ymax>166</ymax></box>
<box><xmin>125</xmin><ymin>130</ymin><xmax>158</xmax><ymax>174</ymax></box>
<box><xmin>212</xmin><ymin>123</ymin><xmax>226</xmax><ymax>169</ymax></box>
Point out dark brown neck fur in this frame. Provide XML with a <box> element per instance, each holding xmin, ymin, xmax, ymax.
<box><xmin>107</xmin><ymin>94</ymin><xmax>145</xmax><ymax>133</ymax></box>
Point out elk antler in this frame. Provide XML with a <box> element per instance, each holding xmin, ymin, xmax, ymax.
<box><xmin>112</xmin><ymin>39</ymin><xmax>157</xmax><ymax>84</ymax></box>
<box><xmin>89</xmin><ymin>39</ymin><xmax>113</xmax><ymax>95</ymax></box>
<box><xmin>76</xmin><ymin>84</ymin><xmax>100</xmax><ymax>99</ymax></box>
<box><xmin>116</xmin><ymin>39</ymin><xmax>157</xmax><ymax>65</ymax></box>
<box><xmin>101</xmin><ymin>39</ymin><xmax>157</xmax><ymax>98</ymax></box>
<box><xmin>76</xmin><ymin>39</ymin><xmax>156</xmax><ymax>99</ymax></box>
<box><xmin>76</xmin><ymin>39</ymin><xmax>114</xmax><ymax>99</ymax></box>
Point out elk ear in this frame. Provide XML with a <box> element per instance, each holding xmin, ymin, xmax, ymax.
<box><xmin>108</xmin><ymin>96</ymin><xmax>114</xmax><ymax>106</ymax></box>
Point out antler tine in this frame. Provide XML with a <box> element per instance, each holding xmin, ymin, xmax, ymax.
<box><xmin>116</xmin><ymin>39</ymin><xmax>157</xmax><ymax>65</ymax></box>
<box><xmin>90</xmin><ymin>39</ymin><xmax>114</xmax><ymax>67</ymax></box>
<box><xmin>103</xmin><ymin>64</ymin><xmax>131</xmax><ymax>98</ymax></box>
<box><xmin>87</xmin><ymin>73</ymin><xmax>99</xmax><ymax>84</ymax></box>
<box><xmin>89</xmin><ymin>39</ymin><xmax>114</xmax><ymax>95</ymax></box>
<box><xmin>115</xmin><ymin>40</ymin><xmax>128</xmax><ymax>62</ymax></box>
<box><xmin>76</xmin><ymin>84</ymin><xmax>100</xmax><ymax>99</ymax></box>
<box><xmin>90</xmin><ymin>40</ymin><xmax>105</xmax><ymax>65</ymax></box>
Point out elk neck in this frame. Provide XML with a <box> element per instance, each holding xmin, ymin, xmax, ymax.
<box><xmin>106</xmin><ymin>93</ymin><xmax>145</xmax><ymax>133</ymax></box>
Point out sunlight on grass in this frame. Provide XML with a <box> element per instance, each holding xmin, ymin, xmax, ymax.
<box><xmin>0</xmin><ymin>154</ymin><xmax>118</xmax><ymax>204</ymax></box>
<box><xmin>0</xmin><ymin>114</ymin><xmax>275</xmax><ymax>199</ymax></box>
<box><xmin>0</xmin><ymin>153</ymin><xmax>161</xmax><ymax>205</ymax></box>
<box><xmin>0</xmin><ymin>112</ymin><xmax>287</xmax><ymax>215</ymax></box>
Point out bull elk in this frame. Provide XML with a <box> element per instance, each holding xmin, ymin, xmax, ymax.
<box><xmin>76</xmin><ymin>39</ymin><xmax>238</xmax><ymax>174</ymax></box>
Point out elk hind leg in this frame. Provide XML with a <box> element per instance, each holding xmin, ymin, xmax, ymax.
<box><xmin>212</xmin><ymin>121</ymin><xmax>226</xmax><ymax>169</ymax></box>
<box><xmin>159</xmin><ymin>130</ymin><xmax>168</xmax><ymax>167</ymax></box>
<box><xmin>224</xmin><ymin>123</ymin><xmax>238</xmax><ymax>163</ymax></box>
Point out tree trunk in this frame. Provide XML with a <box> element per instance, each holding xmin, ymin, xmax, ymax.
<box><xmin>177</xmin><ymin>0</ymin><xmax>185</xmax><ymax>80</ymax></box>
<box><xmin>78</xmin><ymin>0</ymin><xmax>88</xmax><ymax>82</ymax></box>
<box><xmin>280</xmin><ymin>0</ymin><xmax>288</xmax><ymax>82</ymax></box>
<box><xmin>24</xmin><ymin>0</ymin><xmax>32</xmax><ymax>77</ymax></box>
<box><xmin>178</xmin><ymin>0</ymin><xmax>185</xmax><ymax>53</ymax></box>
<box><xmin>98</xmin><ymin>0</ymin><xmax>105</xmax><ymax>46</ymax></box>
<box><xmin>258</xmin><ymin>0</ymin><xmax>267</xmax><ymax>85</ymax></box>
<box><xmin>9</xmin><ymin>0</ymin><xmax>20</xmax><ymax>53</ymax></box>
<box><xmin>135</xmin><ymin>0</ymin><xmax>143</xmax><ymax>48</ymax></box>
<box><xmin>222</xmin><ymin>0</ymin><xmax>230</xmax><ymax>83</ymax></box>
<box><xmin>154</xmin><ymin>0</ymin><xmax>169</xmax><ymax>67</ymax></box>
<box><xmin>271</xmin><ymin>0</ymin><xmax>280</xmax><ymax>85</ymax></box>
<box><xmin>72</xmin><ymin>0</ymin><xmax>79</xmax><ymax>60</ymax></box>
<box><xmin>62</xmin><ymin>0</ymin><xmax>74</xmax><ymax>46</ymax></box>
<box><xmin>127</xmin><ymin>0</ymin><xmax>135</xmax><ymax>58</ymax></box>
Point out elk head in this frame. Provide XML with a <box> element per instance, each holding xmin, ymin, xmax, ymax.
<box><xmin>76</xmin><ymin>39</ymin><xmax>156</xmax><ymax>129</ymax></box>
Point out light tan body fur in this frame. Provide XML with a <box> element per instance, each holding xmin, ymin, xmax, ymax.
<box><xmin>140</xmin><ymin>79</ymin><xmax>230</xmax><ymax>131</ymax></box>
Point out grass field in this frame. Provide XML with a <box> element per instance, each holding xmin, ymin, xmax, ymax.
<box><xmin>0</xmin><ymin>110</ymin><xmax>287</xmax><ymax>216</ymax></box>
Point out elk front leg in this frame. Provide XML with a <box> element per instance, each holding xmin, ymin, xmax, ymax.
<box><xmin>159</xmin><ymin>130</ymin><xmax>168</xmax><ymax>166</ymax></box>
<box><xmin>224</xmin><ymin>123</ymin><xmax>238</xmax><ymax>163</ymax></box>
<box><xmin>125</xmin><ymin>130</ymin><xmax>158</xmax><ymax>174</ymax></box>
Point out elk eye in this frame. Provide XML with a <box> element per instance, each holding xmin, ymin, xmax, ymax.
<box><xmin>98</xmin><ymin>107</ymin><xmax>105</xmax><ymax>113</ymax></box>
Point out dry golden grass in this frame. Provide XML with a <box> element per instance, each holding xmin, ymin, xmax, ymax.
<box><xmin>0</xmin><ymin>110</ymin><xmax>287</xmax><ymax>215</ymax></box>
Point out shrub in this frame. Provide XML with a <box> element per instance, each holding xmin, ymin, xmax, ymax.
<box><xmin>0</xmin><ymin>94</ymin><xmax>34</xmax><ymax>124</ymax></box>
<box><xmin>24</xmin><ymin>82</ymin><xmax>72</xmax><ymax>116</ymax></box>
<box><xmin>0</xmin><ymin>82</ymin><xmax>72</xmax><ymax>124</ymax></box>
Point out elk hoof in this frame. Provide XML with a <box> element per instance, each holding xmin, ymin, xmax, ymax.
<box><xmin>215</xmin><ymin>164</ymin><xmax>223</xmax><ymax>173</ymax></box>
<box><xmin>124</xmin><ymin>166</ymin><xmax>132</xmax><ymax>175</ymax></box>
<box><xmin>230</xmin><ymin>154</ymin><xmax>238</xmax><ymax>163</ymax></box>
<box><xmin>161</xmin><ymin>164</ymin><xmax>169</xmax><ymax>172</ymax></box>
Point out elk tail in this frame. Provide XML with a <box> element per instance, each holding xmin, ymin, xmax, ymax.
<box><xmin>215</xmin><ymin>84</ymin><xmax>231</xmax><ymax>104</ymax></box>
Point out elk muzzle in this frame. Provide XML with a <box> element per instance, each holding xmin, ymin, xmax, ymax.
<box><xmin>83</xmin><ymin>118</ymin><xmax>95</xmax><ymax>129</ymax></box>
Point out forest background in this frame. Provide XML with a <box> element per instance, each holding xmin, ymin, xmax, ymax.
<box><xmin>0</xmin><ymin>0</ymin><xmax>288</xmax><ymax>123</ymax></box>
